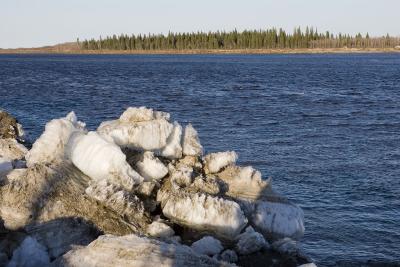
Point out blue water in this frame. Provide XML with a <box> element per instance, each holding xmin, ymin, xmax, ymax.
<box><xmin>1</xmin><ymin>54</ymin><xmax>399</xmax><ymax>266</ymax></box>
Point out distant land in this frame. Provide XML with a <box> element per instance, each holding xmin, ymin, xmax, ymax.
<box><xmin>1</xmin><ymin>27</ymin><xmax>400</xmax><ymax>54</ymax></box>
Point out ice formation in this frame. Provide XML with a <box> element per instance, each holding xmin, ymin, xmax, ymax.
<box><xmin>203</xmin><ymin>151</ymin><xmax>238</xmax><ymax>174</ymax></box>
<box><xmin>54</xmin><ymin>234</ymin><xmax>232</xmax><ymax>267</ymax></box>
<box><xmin>66</xmin><ymin>131</ymin><xmax>143</xmax><ymax>191</ymax></box>
<box><xmin>26</xmin><ymin>112</ymin><xmax>85</xmax><ymax>167</ymax></box>
<box><xmin>0</xmin><ymin>108</ymin><xmax>309</xmax><ymax>266</ymax></box>
<box><xmin>191</xmin><ymin>236</ymin><xmax>223</xmax><ymax>256</ymax></box>
<box><xmin>135</xmin><ymin>151</ymin><xmax>168</xmax><ymax>181</ymax></box>
<box><xmin>182</xmin><ymin>123</ymin><xmax>203</xmax><ymax>156</ymax></box>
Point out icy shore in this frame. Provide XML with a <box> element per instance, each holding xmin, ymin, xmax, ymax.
<box><xmin>0</xmin><ymin>108</ymin><xmax>311</xmax><ymax>267</ymax></box>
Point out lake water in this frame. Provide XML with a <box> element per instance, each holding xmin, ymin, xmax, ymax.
<box><xmin>1</xmin><ymin>54</ymin><xmax>399</xmax><ymax>266</ymax></box>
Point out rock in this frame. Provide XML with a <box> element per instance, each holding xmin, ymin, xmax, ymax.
<box><xmin>66</xmin><ymin>131</ymin><xmax>144</xmax><ymax>191</ymax></box>
<box><xmin>182</xmin><ymin>124</ymin><xmax>203</xmax><ymax>156</ymax></box>
<box><xmin>7</xmin><ymin>236</ymin><xmax>50</xmax><ymax>267</ymax></box>
<box><xmin>135</xmin><ymin>151</ymin><xmax>168</xmax><ymax>181</ymax></box>
<box><xmin>220</xmin><ymin>249</ymin><xmax>238</xmax><ymax>263</ymax></box>
<box><xmin>191</xmin><ymin>236</ymin><xmax>223</xmax><ymax>256</ymax></box>
<box><xmin>146</xmin><ymin>221</ymin><xmax>175</xmax><ymax>238</ymax></box>
<box><xmin>203</xmin><ymin>151</ymin><xmax>237</xmax><ymax>174</ymax></box>
<box><xmin>272</xmin><ymin>237</ymin><xmax>299</xmax><ymax>256</ymax></box>
<box><xmin>52</xmin><ymin>234</ymin><xmax>233</xmax><ymax>267</ymax></box>
<box><xmin>235</xmin><ymin>226</ymin><xmax>268</xmax><ymax>255</ymax></box>
<box><xmin>26</xmin><ymin>111</ymin><xmax>85</xmax><ymax>167</ymax></box>
<box><xmin>0</xmin><ymin>110</ymin><xmax>24</xmax><ymax>140</ymax></box>
<box><xmin>26</xmin><ymin>218</ymin><xmax>101</xmax><ymax>259</ymax></box>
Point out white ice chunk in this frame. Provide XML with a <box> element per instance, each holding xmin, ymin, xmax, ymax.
<box><xmin>203</xmin><ymin>151</ymin><xmax>238</xmax><ymax>174</ymax></box>
<box><xmin>119</xmin><ymin>106</ymin><xmax>170</xmax><ymax>122</ymax></box>
<box><xmin>66</xmin><ymin>131</ymin><xmax>143</xmax><ymax>191</ymax></box>
<box><xmin>7</xmin><ymin>236</ymin><xmax>50</xmax><ymax>267</ymax></box>
<box><xmin>298</xmin><ymin>263</ymin><xmax>318</xmax><ymax>267</ymax></box>
<box><xmin>159</xmin><ymin>122</ymin><xmax>183</xmax><ymax>159</ymax></box>
<box><xmin>252</xmin><ymin>201</ymin><xmax>304</xmax><ymax>240</ymax></box>
<box><xmin>135</xmin><ymin>151</ymin><xmax>168</xmax><ymax>181</ymax></box>
<box><xmin>146</xmin><ymin>221</ymin><xmax>175</xmax><ymax>238</ymax></box>
<box><xmin>158</xmin><ymin>192</ymin><xmax>247</xmax><ymax>240</ymax></box>
<box><xmin>98</xmin><ymin>118</ymin><xmax>174</xmax><ymax>151</ymax></box>
<box><xmin>191</xmin><ymin>236</ymin><xmax>223</xmax><ymax>256</ymax></box>
<box><xmin>56</xmin><ymin>234</ymin><xmax>230</xmax><ymax>267</ymax></box>
<box><xmin>235</xmin><ymin>226</ymin><xmax>267</xmax><ymax>255</ymax></box>
<box><xmin>182</xmin><ymin>124</ymin><xmax>203</xmax><ymax>156</ymax></box>
<box><xmin>26</xmin><ymin>111</ymin><xmax>85</xmax><ymax>167</ymax></box>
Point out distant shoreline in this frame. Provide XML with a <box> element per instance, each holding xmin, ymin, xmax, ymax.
<box><xmin>1</xmin><ymin>47</ymin><xmax>399</xmax><ymax>55</ymax></box>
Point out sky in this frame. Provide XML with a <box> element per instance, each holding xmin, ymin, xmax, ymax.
<box><xmin>1</xmin><ymin>0</ymin><xmax>399</xmax><ymax>48</ymax></box>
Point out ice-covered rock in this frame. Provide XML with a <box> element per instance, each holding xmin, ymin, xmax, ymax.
<box><xmin>53</xmin><ymin>234</ymin><xmax>233</xmax><ymax>267</ymax></box>
<box><xmin>170</xmin><ymin>164</ymin><xmax>194</xmax><ymax>188</ymax></box>
<box><xmin>220</xmin><ymin>249</ymin><xmax>238</xmax><ymax>263</ymax></box>
<box><xmin>203</xmin><ymin>151</ymin><xmax>237</xmax><ymax>174</ymax></box>
<box><xmin>158</xmin><ymin>181</ymin><xmax>247</xmax><ymax>240</ymax></box>
<box><xmin>298</xmin><ymin>263</ymin><xmax>318</xmax><ymax>267</ymax></box>
<box><xmin>235</xmin><ymin>226</ymin><xmax>267</xmax><ymax>255</ymax></box>
<box><xmin>26</xmin><ymin>112</ymin><xmax>85</xmax><ymax>167</ymax></box>
<box><xmin>146</xmin><ymin>221</ymin><xmax>175</xmax><ymax>238</ymax></box>
<box><xmin>7</xmin><ymin>236</ymin><xmax>50</xmax><ymax>267</ymax></box>
<box><xmin>135</xmin><ymin>151</ymin><xmax>168</xmax><ymax>181</ymax></box>
<box><xmin>66</xmin><ymin>131</ymin><xmax>143</xmax><ymax>191</ymax></box>
<box><xmin>182</xmin><ymin>123</ymin><xmax>203</xmax><ymax>156</ymax></box>
<box><xmin>191</xmin><ymin>236</ymin><xmax>223</xmax><ymax>256</ymax></box>
<box><xmin>252</xmin><ymin>200</ymin><xmax>305</xmax><ymax>240</ymax></box>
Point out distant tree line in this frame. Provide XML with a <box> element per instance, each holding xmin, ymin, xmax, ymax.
<box><xmin>79</xmin><ymin>27</ymin><xmax>400</xmax><ymax>50</ymax></box>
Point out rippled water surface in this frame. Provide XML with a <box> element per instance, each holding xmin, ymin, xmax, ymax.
<box><xmin>1</xmin><ymin>54</ymin><xmax>399</xmax><ymax>266</ymax></box>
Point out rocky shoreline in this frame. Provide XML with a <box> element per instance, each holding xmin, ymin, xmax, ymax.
<box><xmin>0</xmin><ymin>108</ymin><xmax>315</xmax><ymax>267</ymax></box>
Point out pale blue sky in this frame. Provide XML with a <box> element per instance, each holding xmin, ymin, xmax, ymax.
<box><xmin>1</xmin><ymin>0</ymin><xmax>399</xmax><ymax>48</ymax></box>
